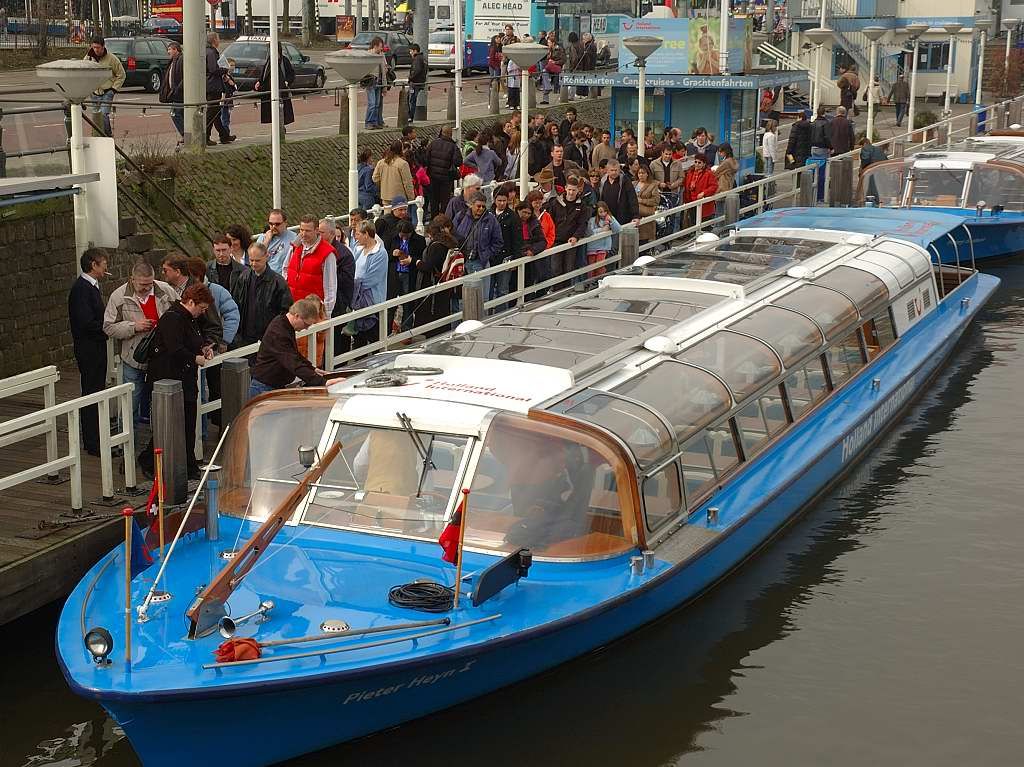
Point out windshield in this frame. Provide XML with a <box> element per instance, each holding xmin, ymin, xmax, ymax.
<box><xmin>430</xmin><ymin>32</ymin><xmax>454</xmax><ymax>44</ymax></box>
<box><xmin>350</xmin><ymin>33</ymin><xmax>376</xmax><ymax>45</ymax></box>
<box><xmin>859</xmin><ymin>163</ymin><xmax>906</xmax><ymax>206</ymax></box>
<box><xmin>105</xmin><ymin>39</ymin><xmax>130</xmax><ymax>55</ymax></box>
<box><xmin>223</xmin><ymin>42</ymin><xmax>268</xmax><ymax>60</ymax></box>
<box><xmin>909</xmin><ymin>168</ymin><xmax>968</xmax><ymax>207</ymax></box>
<box><xmin>965</xmin><ymin>164</ymin><xmax>1024</xmax><ymax>210</ymax></box>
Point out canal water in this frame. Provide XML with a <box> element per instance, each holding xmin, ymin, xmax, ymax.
<box><xmin>4</xmin><ymin>267</ymin><xmax>1023</xmax><ymax>767</ymax></box>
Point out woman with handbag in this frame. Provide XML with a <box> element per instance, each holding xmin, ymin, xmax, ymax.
<box><xmin>138</xmin><ymin>284</ymin><xmax>214</xmax><ymax>480</ymax></box>
<box><xmin>413</xmin><ymin>220</ymin><xmax>459</xmax><ymax>337</ymax></box>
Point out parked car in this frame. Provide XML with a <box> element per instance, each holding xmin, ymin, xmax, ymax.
<box><xmin>343</xmin><ymin>31</ymin><xmax>412</xmax><ymax>67</ymax></box>
<box><xmin>140</xmin><ymin>15</ymin><xmax>182</xmax><ymax>43</ymax></box>
<box><xmin>103</xmin><ymin>36</ymin><xmax>171</xmax><ymax>93</ymax></box>
<box><xmin>221</xmin><ymin>37</ymin><xmax>327</xmax><ymax>91</ymax></box>
<box><xmin>427</xmin><ymin>31</ymin><xmax>488</xmax><ymax>75</ymax></box>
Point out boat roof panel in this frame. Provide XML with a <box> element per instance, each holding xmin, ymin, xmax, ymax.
<box><xmin>738</xmin><ymin>206</ymin><xmax>967</xmax><ymax>249</ymax></box>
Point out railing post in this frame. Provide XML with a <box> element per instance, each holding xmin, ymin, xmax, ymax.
<box><xmin>798</xmin><ymin>167</ymin><xmax>815</xmax><ymax>207</ymax></box>
<box><xmin>892</xmin><ymin>138</ymin><xmax>905</xmax><ymax>159</ymax></box>
<box><xmin>724</xmin><ymin>192</ymin><xmax>740</xmax><ymax>225</ymax></box>
<box><xmin>415</xmin><ymin>84</ymin><xmax>427</xmax><ymax>122</ymax></box>
<box><xmin>970</xmin><ymin>112</ymin><xmax>979</xmax><ymax>137</ymax></box>
<box><xmin>396</xmin><ymin>85</ymin><xmax>409</xmax><ymax>129</ymax></box>
<box><xmin>97</xmin><ymin>398</ymin><xmax>115</xmax><ymax>501</ymax></box>
<box><xmin>828</xmin><ymin>157</ymin><xmax>853</xmax><ymax>207</ymax></box>
<box><xmin>461</xmin><ymin>278</ymin><xmax>484</xmax><ymax>322</ymax></box>
<box><xmin>447</xmin><ymin>83</ymin><xmax>456</xmax><ymax>121</ymax></box>
<box><xmin>121</xmin><ymin>389</ymin><xmax>137</xmax><ymax>493</ymax></box>
<box><xmin>152</xmin><ymin>379</ymin><xmax>187</xmax><ymax>505</ymax></box>
<box><xmin>44</xmin><ymin>375</ymin><xmax>58</xmax><ymax>479</ymax></box>
<box><xmin>1000</xmin><ymin>103</ymin><xmax>1010</xmax><ymax>129</ymax></box>
<box><xmin>67</xmin><ymin>409</ymin><xmax>83</xmax><ymax>512</ymax></box>
<box><xmin>619</xmin><ymin>227</ymin><xmax>640</xmax><ymax>267</ymax></box>
<box><xmin>220</xmin><ymin>358</ymin><xmax>251</xmax><ymax>427</ymax></box>
<box><xmin>489</xmin><ymin>80</ymin><xmax>500</xmax><ymax>114</ymax></box>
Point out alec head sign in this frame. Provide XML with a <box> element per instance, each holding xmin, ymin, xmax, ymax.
<box><xmin>618</xmin><ymin>17</ymin><xmax>752</xmax><ymax>75</ymax></box>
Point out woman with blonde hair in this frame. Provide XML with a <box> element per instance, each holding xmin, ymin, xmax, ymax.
<box><xmin>372</xmin><ymin>141</ymin><xmax>415</xmax><ymax>206</ymax></box>
<box><xmin>295</xmin><ymin>294</ymin><xmax>328</xmax><ymax>369</ymax></box>
<box><xmin>634</xmin><ymin>163</ymin><xmax>660</xmax><ymax>245</ymax></box>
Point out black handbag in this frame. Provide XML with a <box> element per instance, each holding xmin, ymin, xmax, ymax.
<box><xmin>132</xmin><ymin>327</ymin><xmax>157</xmax><ymax>365</ymax></box>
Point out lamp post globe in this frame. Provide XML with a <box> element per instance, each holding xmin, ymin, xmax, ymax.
<box><xmin>503</xmin><ymin>42</ymin><xmax>550</xmax><ymax>199</ymax></box>
<box><xmin>804</xmin><ymin>27</ymin><xmax>833</xmax><ymax>114</ymax></box>
<box><xmin>623</xmin><ymin>36</ymin><xmax>664</xmax><ymax>160</ymax></box>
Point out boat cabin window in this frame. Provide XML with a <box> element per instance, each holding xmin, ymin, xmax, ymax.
<box><xmin>909</xmin><ymin>168</ymin><xmax>968</xmax><ymax>207</ymax></box>
<box><xmin>643</xmin><ymin>462</ymin><xmax>684</xmax><ymax>532</ymax></box>
<box><xmin>860</xmin><ymin>163</ymin><xmax>906</xmax><ymax>206</ymax></box>
<box><xmin>549</xmin><ymin>392</ymin><xmax>674</xmax><ymax>468</ymax></box>
<box><xmin>783</xmin><ymin>358</ymin><xmax>830</xmax><ymax>419</ymax></box>
<box><xmin>465</xmin><ymin>414</ymin><xmax>638</xmax><ymax>559</ymax></box>
<box><xmin>612</xmin><ymin>361</ymin><xmax>733</xmax><ymax>445</ymax></box>
<box><xmin>301</xmin><ymin>424</ymin><xmax>472</xmax><ymax>538</ymax></box>
<box><xmin>824</xmin><ymin>329</ymin><xmax>867</xmax><ymax>388</ymax></box>
<box><xmin>733</xmin><ymin>386</ymin><xmax>789</xmax><ymax>459</ymax></box>
<box><xmin>728</xmin><ymin>306</ymin><xmax>825</xmax><ymax>367</ymax></box>
<box><xmin>674</xmin><ymin>330</ymin><xmax>782</xmax><ymax>400</ymax></box>
<box><xmin>680</xmin><ymin>426</ymin><xmax>740</xmax><ymax>506</ymax></box>
<box><xmin>813</xmin><ymin>266</ymin><xmax>890</xmax><ymax>316</ymax></box>
<box><xmin>773</xmin><ymin>284</ymin><xmax>860</xmax><ymax>341</ymax></box>
<box><xmin>862</xmin><ymin>311</ymin><xmax>897</xmax><ymax>360</ymax></box>
<box><xmin>220</xmin><ymin>393</ymin><xmax>336</xmax><ymax>522</ymax></box>
<box><xmin>965</xmin><ymin>164</ymin><xmax>1024</xmax><ymax>210</ymax></box>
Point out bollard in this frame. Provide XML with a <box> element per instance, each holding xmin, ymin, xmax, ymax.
<box><xmin>447</xmin><ymin>83</ymin><xmax>456</xmax><ymax>121</ymax></box>
<box><xmin>220</xmin><ymin>358</ymin><xmax>251</xmax><ymax>426</ymax></box>
<box><xmin>827</xmin><ymin>157</ymin><xmax>853</xmax><ymax>207</ymax></box>
<box><xmin>489</xmin><ymin>80</ymin><xmax>500</xmax><ymax>114</ymax></box>
<box><xmin>1000</xmin><ymin>103</ymin><xmax>1010</xmax><ymax>129</ymax></box>
<box><xmin>415</xmin><ymin>86</ymin><xmax>427</xmax><ymax>122</ymax></box>
<box><xmin>337</xmin><ymin>87</ymin><xmax>348</xmax><ymax>135</ymax></box>
<box><xmin>892</xmin><ymin>138</ymin><xmax>905</xmax><ymax>159</ymax></box>
<box><xmin>619</xmin><ymin>226</ymin><xmax>640</xmax><ymax>267</ymax></box>
<box><xmin>970</xmin><ymin>113</ymin><xmax>979</xmax><ymax>137</ymax></box>
<box><xmin>798</xmin><ymin>167</ymin><xmax>815</xmax><ymax>207</ymax></box>
<box><xmin>205</xmin><ymin>465</ymin><xmax>221</xmax><ymax>542</ymax></box>
<box><xmin>397</xmin><ymin>85</ymin><xmax>409</xmax><ymax>130</ymax></box>
<box><xmin>724</xmin><ymin>192</ymin><xmax>740</xmax><ymax>225</ymax></box>
<box><xmin>152</xmin><ymin>379</ymin><xmax>187</xmax><ymax>505</ymax></box>
<box><xmin>461</xmin><ymin>278</ymin><xmax>485</xmax><ymax>322</ymax></box>
<box><xmin>559</xmin><ymin>83</ymin><xmax>571</xmax><ymax>103</ymax></box>
<box><xmin>1014</xmin><ymin>100</ymin><xmax>1024</xmax><ymax>126</ymax></box>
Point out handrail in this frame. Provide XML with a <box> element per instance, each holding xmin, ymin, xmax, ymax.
<box><xmin>0</xmin><ymin>380</ymin><xmax>137</xmax><ymax>509</ymax></box>
<box><xmin>0</xmin><ymin>366</ymin><xmax>59</xmax><ymax>472</ymax></box>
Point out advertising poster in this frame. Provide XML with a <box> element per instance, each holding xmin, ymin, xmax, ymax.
<box><xmin>619</xmin><ymin>16</ymin><xmax>752</xmax><ymax>75</ymax></box>
<box><xmin>473</xmin><ymin>0</ymin><xmax>531</xmax><ymax>40</ymax></box>
<box><xmin>689</xmin><ymin>18</ymin><xmax>719</xmax><ymax>74</ymax></box>
<box><xmin>335</xmin><ymin>15</ymin><xmax>356</xmax><ymax>42</ymax></box>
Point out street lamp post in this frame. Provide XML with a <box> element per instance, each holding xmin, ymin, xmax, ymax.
<box><xmin>623</xmin><ymin>36</ymin><xmax>664</xmax><ymax>158</ymax></box>
<box><xmin>976</xmin><ymin>18</ymin><xmax>992</xmax><ymax>106</ymax></box>
<box><xmin>805</xmin><ymin>27</ymin><xmax>833</xmax><ymax>115</ymax></box>
<box><xmin>269</xmin><ymin>0</ymin><xmax>282</xmax><ymax>208</ymax></box>
<box><xmin>942</xmin><ymin>23</ymin><xmax>962</xmax><ymax>117</ymax></box>
<box><xmin>503</xmin><ymin>42</ymin><xmax>549</xmax><ymax>198</ymax></box>
<box><xmin>863</xmin><ymin>26</ymin><xmax>887</xmax><ymax>140</ymax></box>
<box><xmin>1002</xmin><ymin>18</ymin><xmax>1019</xmax><ymax>97</ymax></box>
<box><xmin>327</xmin><ymin>51</ymin><xmax>389</xmax><ymax>211</ymax></box>
<box><xmin>905</xmin><ymin>23</ymin><xmax>929</xmax><ymax>135</ymax></box>
<box><xmin>35</xmin><ymin>59</ymin><xmax>109</xmax><ymax>261</ymax></box>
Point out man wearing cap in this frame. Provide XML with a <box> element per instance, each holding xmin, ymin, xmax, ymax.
<box><xmin>533</xmin><ymin>167</ymin><xmax>557</xmax><ymax>201</ymax></box>
<box><xmin>84</xmin><ymin>36</ymin><xmax>125</xmax><ymax>136</ymax></box>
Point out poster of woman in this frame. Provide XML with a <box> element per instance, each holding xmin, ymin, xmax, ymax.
<box><xmin>690</xmin><ymin>20</ymin><xmax>721</xmax><ymax>75</ymax></box>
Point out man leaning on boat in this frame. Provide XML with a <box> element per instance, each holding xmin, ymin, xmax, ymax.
<box><xmin>249</xmin><ymin>297</ymin><xmax>327</xmax><ymax>398</ymax></box>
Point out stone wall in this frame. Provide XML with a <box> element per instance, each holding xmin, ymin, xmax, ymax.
<box><xmin>0</xmin><ymin>200</ymin><xmax>166</xmax><ymax>377</ymax></box>
<box><xmin>161</xmin><ymin>96</ymin><xmax>612</xmax><ymax>250</ymax></box>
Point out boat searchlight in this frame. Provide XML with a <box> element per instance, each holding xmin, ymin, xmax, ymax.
<box><xmin>84</xmin><ymin>627</ymin><xmax>113</xmax><ymax>666</ymax></box>
<box><xmin>298</xmin><ymin>445</ymin><xmax>316</xmax><ymax>469</ymax></box>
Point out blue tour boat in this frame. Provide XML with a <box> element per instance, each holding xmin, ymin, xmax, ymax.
<box><xmin>58</xmin><ymin>209</ymin><xmax>998</xmax><ymax>767</ymax></box>
<box><xmin>856</xmin><ymin>133</ymin><xmax>1024</xmax><ymax>263</ymax></box>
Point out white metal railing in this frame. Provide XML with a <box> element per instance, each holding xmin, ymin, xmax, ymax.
<box><xmin>0</xmin><ymin>365</ymin><xmax>59</xmax><ymax>471</ymax></box>
<box><xmin>0</xmin><ymin>378</ymin><xmax>137</xmax><ymax>510</ymax></box>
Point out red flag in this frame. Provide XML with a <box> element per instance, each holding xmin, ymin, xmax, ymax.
<box><xmin>438</xmin><ymin>498</ymin><xmax>465</xmax><ymax>565</ymax></box>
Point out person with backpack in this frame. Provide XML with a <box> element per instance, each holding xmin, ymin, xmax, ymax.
<box><xmin>454</xmin><ymin>192</ymin><xmax>505</xmax><ymax>301</ymax></box>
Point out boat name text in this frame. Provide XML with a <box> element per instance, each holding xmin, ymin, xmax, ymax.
<box><xmin>342</xmin><ymin>660</ymin><xmax>476</xmax><ymax>705</ymax></box>
<box><xmin>841</xmin><ymin>376</ymin><xmax>917</xmax><ymax>463</ymax></box>
<box><xmin>423</xmin><ymin>380</ymin><xmax>532</xmax><ymax>403</ymax></box>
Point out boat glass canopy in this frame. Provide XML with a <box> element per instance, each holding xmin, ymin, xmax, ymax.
<box><xmin>812</xmin><ymin>265</ymin><xmax>890</xmax><ymax>316</ymax></box>
<box><xmin>673</xmin><ymin>330</ymin><xmax>783</xmax><ymax>400</ymax></box>
<box><xmin>727</xmin><ymin>306</ymin><xmax>825</xmax><ymax>368</ymax></box>
<box><xmin>772</xmin><ymin>284</ymin><xmax>860</xmax><ymax>340</ymax></box>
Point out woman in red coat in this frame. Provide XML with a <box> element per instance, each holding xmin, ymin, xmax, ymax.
<box><xmin>682</xmin><ymin>154</ymin><xmax>719</xmax><ymax>227</ymax></box>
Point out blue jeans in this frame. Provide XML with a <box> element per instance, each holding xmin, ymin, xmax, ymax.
<box><xmin>408</xmin><ymin>85</ymin><xmax>423</xmax><ymax>119</ymax></box>
<box><xmin>895</xmin><ymin>101</ymin><xmax>907</xmax><ymax>126</ymax></box>
<box><xmin>365</xmin><ymin>86</ymin><xmax>384</xmax><ymax>127</ymax></box>
<box><xmin>90</xmin><ymin>88</ymin><xmax>115</xmax><ymax>135</ymax></box>
<box><xmin>249</xmin><ymin>378</ymin><xmax>275</xmax><ymax>399</ymax></box>
<box><xmin>121</xmin><ymin>362</ymin><xmax>148</xmax><ymax>424</ymax></box>
<box><xmin>170</xmin><ymin>107</ymin><xmax>184</xmax><ymax>138</ymax></box>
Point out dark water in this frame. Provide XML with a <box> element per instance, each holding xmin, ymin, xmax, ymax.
<box><xmin>5</xmin><ymin>267</ymin><xmax>1024</xmax><ymax>767</ymax></box>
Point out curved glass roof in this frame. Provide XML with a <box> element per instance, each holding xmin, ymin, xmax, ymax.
<box><xmin>674</xmin><ymin>330</ymin><xmax>782</xmax><ymax>400</ymax></box>
<box><xmin>813</xmin><ymin>265</ymin><xmax>889</xmax><ymax>315</ymax></box>
<box><xmin>550</xmin><ymin>392</ymin><xmax>675</xmax><ymax>468</ymax></box>
<box><xmin>612</xmin><ymin>360</ymin><xmax>732</xmax><ymax>443</ymax></box>
<box><xmin>772</xmin><ymin>284</ymin><xmax>859</xmax><ymax>341</ymax></box>
<box><xmin>727</xmin><ymin>306</ymin><xmax>825</xmax><ymax>368</ymax></box>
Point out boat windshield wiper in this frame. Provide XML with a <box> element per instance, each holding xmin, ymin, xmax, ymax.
<box><xmin>396</xmin><ymin>412</ymin><xmax>436</xmax><ymax>498</ymax></box>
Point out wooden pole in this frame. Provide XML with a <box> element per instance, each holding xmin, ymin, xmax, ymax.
<box><xmin>122</xmin><ymin>506</ymin><xmax>133</xmax><ymax>666</ymax></box>
<box><xmin>453</xmin><ymin>488</ymin><xmax>469</xmax><ymax>610</ymax></box>
<box><xmin>155</xmin><ymin>448</ymin><xmax>165</xmax><ymax>558</ymax></box>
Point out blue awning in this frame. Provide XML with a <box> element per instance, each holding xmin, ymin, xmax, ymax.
<box><xmin>738</xmin><ymin>207</ymin><xmax>968</xmax><ymax>249</ymax></box>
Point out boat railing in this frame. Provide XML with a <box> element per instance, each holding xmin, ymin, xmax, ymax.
<box><xmin>0</xmin><ymin>375</ymin><xmax>137</xmax><ymax>512</ymax></box>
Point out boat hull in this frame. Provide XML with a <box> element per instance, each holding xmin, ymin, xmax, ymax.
<box><xmin>72</xmin><ymin>272</ymin><xmax>998</xmax><ymax>767</ymax></box>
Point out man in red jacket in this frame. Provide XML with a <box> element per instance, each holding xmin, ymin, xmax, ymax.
<box><xmin>286</xmin><ymin>214</ymin><xmax>338</xmax><ymax>315</ymax></box>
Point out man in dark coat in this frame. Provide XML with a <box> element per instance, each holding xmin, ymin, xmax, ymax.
<box><xmin>230</xmin><ymin>242</ymin><xmax>294</xmax><ymax>349</ymax></box>
<box><xmin>425</xmin><ymin>125</ymin><xmax>463</xmax><ymax>218</ymax></box>
<box><xmin>68</xmin><ymin>248</ymin><xmax>109</xmax><ymax>456</ymax></box>
<box><xmin>160</xmin><ymin>41</ymin><xmax>185</xmax><ymax>145</ymax></box>
<box><xmin>545</xmin><ymin>176</ymin><xmax>591</xmax><ymax>278</ymax></box>
<box><xmin>809</xmin><ymin>105</ymin><xmax>832</xmax><ymax>157</ymax></box>
<box><xmin>204</xmin><ymin>32</ymin><xmax>233</xmax><ymax>145</ymax></box>
<box><xmin>408</xmin><ymin>43</ymin><xmax>427</xmax><ymax>122</ymax></box>
<box><xmin>256</xmin><ymin>43</ymin><xmax>296</xmax><ymax>128</ymax></box>
<box><xmin>598</xmin><ymin>160</ymin><xmax>639</xmax><ymax>225</ymax></box>
<box><xmin>207</xmin><ymin>236</ymin><xmax>245</xmax><ymax>293</ymax></box>
<box><xmin>829</xmin><ymin>106</ymin><xmax>856</xmax><ymax>155</ymax></box>
<box><xmin>786</xmin><ymin>109</ymin><xmax>813</xmax><ymax>169</ymax></box>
